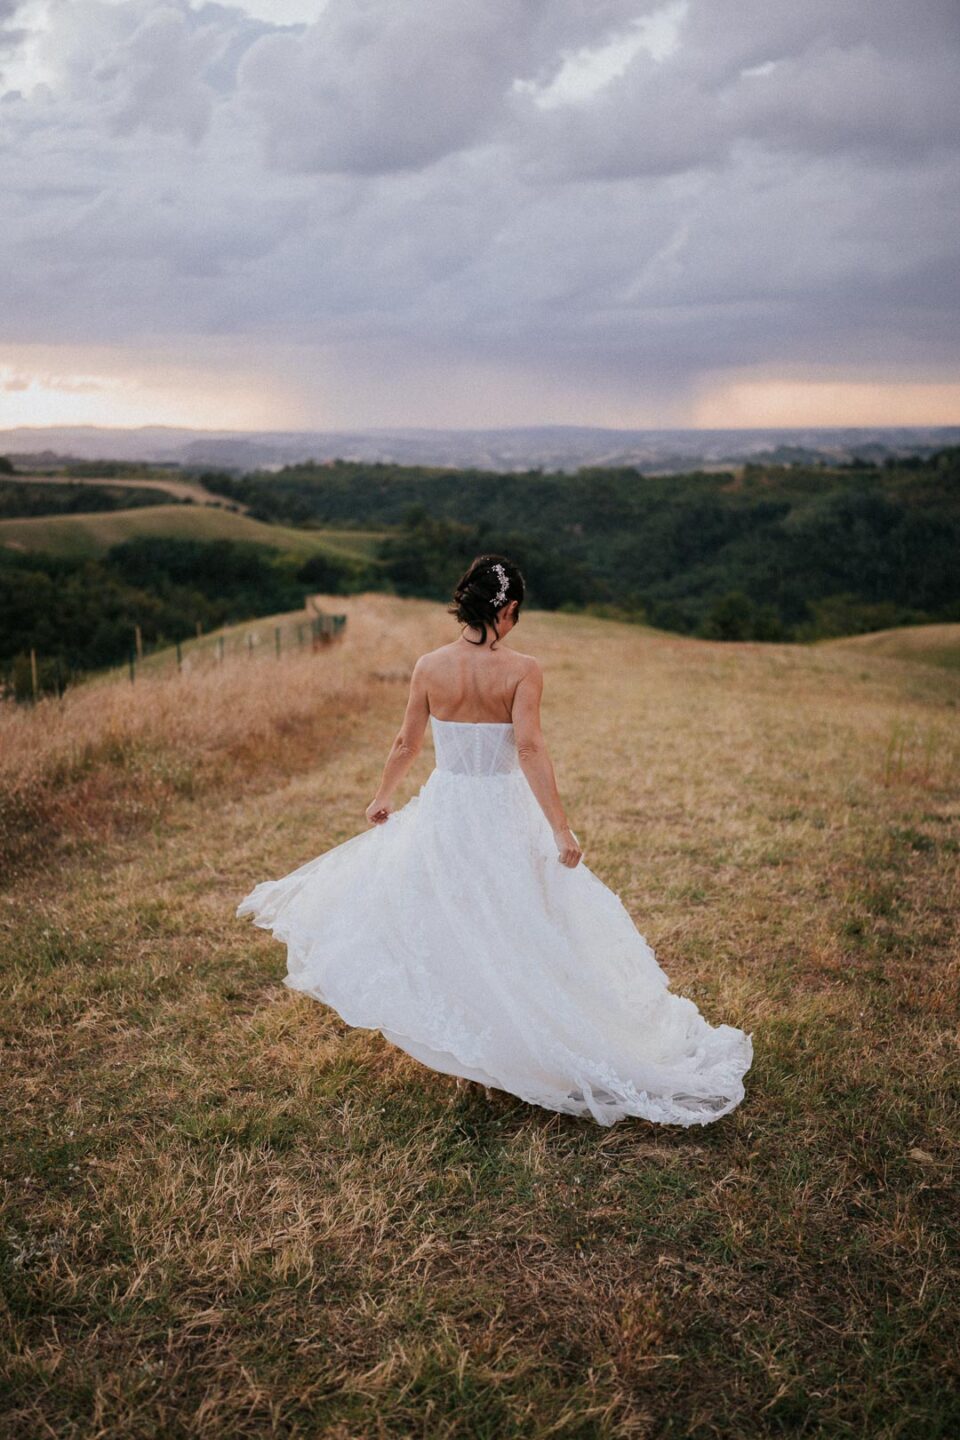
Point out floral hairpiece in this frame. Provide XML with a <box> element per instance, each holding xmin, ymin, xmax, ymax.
<box><xmin>490</xmin><ymin>562</ymin><xmax>510</xmax><ymax>610</ymax></box>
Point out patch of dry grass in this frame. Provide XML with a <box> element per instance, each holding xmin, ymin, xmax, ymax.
<box><xmin>1</xmin><ymin>597</ymin><xmax>958</xmax><ymax>1437</ymax></box>
<box><xmin>0</xmin><ymin>594</ymin><xmax>433</xmax><ymax>878</ymax></box>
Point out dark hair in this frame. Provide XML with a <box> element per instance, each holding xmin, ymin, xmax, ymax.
<box><xmin>449</xmin><ymin>553</ymin><xmax>525</xmax><ymax>648</ymax></box>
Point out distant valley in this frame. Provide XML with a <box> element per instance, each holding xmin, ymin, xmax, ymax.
<box><xmin>3</xmin><ymin>422</ymin><xmax>960</xmax><ymax>473</ymax></box>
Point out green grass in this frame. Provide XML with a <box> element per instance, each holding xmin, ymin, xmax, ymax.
<box><xmin>0</xmin><ymin>503</ymin><xmax>386</xmax><ymax>562</ymax></box>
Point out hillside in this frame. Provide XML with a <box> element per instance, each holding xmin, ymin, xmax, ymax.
<box><xmin>0</xmin><ymin>478</ymin><xmax>179</xmax><ymax>518</ymax></box>
<box><xmin>204</xmin><ymin>448</ymin><xmax>960</xmax><ymax>639</ymax></box>
<box><xmin>5</xmin><ymin>469</ymin><xmax>248</xmax><ymax>511</ymax></box>
<box><xmin>2</xmin><ymin>597</ymin><xmax>957</xmax><ymax>1436</ymax></box>
<box><xmin>833</xmin><ymin>621</ymin><xmax>960</xmax><ymax>670</ymax></box>
<box><xmin>0</xmin><ymin>503</ymin><xmax>384</xmax><ymax>562</ymax></box>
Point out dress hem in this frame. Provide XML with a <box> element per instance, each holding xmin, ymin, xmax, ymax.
<box><xmin>240</xmin><ymin>903</ymin><xmax>752</xmax><ymax>1130</ymax></box>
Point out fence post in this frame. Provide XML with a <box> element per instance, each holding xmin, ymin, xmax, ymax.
<box><xmin>134</xmin><ymin>624</ymin><xmax>143</xmax><ymax>661</ymax></box>
<box><xmin>247</xmin><ymin>633</ymin><xmax>254</xmax><ymax>659</ymax></box>
<box><xmin>30</xmin><ymin>647</ymin><xmax>39</xmax><ymax>702</ymax></box>
<box><xmin>129</xmin><ymin>650</ymin><xmax>136</xmax><ymax>684</ymax></box>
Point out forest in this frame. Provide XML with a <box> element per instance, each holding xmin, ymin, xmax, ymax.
<box><xmin>2</xmin><ymin>447</ymin><xmax>958</xmax><ymax>694</ymax></box>
<box><xmin>203</xmin><ymin>447</ymin><xmax>960</xmax><ymax>639</ymax></box>
<box><xmin>0</xmin><ymin>538</ymin><xmax>312</xmax><ymax>695</ymax></box>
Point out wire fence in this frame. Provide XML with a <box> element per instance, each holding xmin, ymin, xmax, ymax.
<box><xmin>4</xmin><ymin>609</ymin><xmax>347</xmax><ymax>703</ymax></box>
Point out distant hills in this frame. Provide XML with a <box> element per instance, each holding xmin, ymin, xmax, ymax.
<box><xmin>3</xmin><ymin>423</ymin><xmax>960</xmax><ymax>474</ymax></box>
<box><xmin>4</xmin><ymin>441</ymin><xmax>959</xmax><ymax>690</ymax></box>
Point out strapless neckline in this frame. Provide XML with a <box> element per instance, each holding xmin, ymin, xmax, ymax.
<box><xmin>430</xmin><ymin>716</ymin><xmax>513</xmax><ymax>727</ymax></box>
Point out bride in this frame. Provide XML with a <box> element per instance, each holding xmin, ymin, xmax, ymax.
<box><xmin>237</xmin><ymin>554</ymin><xmax>753</xmax><ymax>1127</ymax></box>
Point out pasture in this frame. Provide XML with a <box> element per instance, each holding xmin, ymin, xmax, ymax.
<box><xmin>4</xmin><ymin>470</ymin><xmax>245</xmax><ymax>511</ymax></box>
<box><xmin>1</xmin><ymin>595</ymin><xmax>957</xmax><ymax>1437</ymax></box>
<box><xmin>0</xmin><ymin>503</ymin><xmax>385</xmax><ymax>563</ymax></box>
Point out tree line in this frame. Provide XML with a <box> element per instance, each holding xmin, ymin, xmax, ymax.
<box><xmin>0</xmin><ymin>479</ymin><xmax>174</xmax><ymax>518</ymax></box>
<box><xmin>201</xmin><ymin>448</ymin><xmax>960</xmax><ymax>640</ymax></box>
<box><xmin>2</xmin><ymin>448</ymin><xmax>958</xmax><ymax>698</ymax></box>
<box><xmin>0</xmin><ymin>538</ymin><xmax>323</xmax><ymax>697</ymax></box>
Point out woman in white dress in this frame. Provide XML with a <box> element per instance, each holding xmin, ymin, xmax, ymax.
<box><xmin>237</xmin><ymin>554</ymin><xmax>753</xmax><ymax>1127</ymax></box>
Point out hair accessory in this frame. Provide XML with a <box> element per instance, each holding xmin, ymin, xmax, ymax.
<box><xmin>490</xmin><ymin>562</ymin><xmax>510</xmax><ymax>610</ymax></box>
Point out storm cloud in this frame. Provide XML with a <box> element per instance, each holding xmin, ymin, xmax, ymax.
<box><xmin>1</xmin><ymin>0</ymin><xmax>958</xmax><ymax>426</ymax></box>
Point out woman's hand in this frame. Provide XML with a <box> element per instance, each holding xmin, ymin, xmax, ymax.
<box><xmin>554</xmin><ymin>825</ymin><xmax>583</xmax><ymax>868</ymax></box>
<box><xmin>366</xmin><ymin>796</ymin><xmax>393</xmax><ymax>825</ymax></box>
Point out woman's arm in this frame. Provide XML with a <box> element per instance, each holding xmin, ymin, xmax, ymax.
<box><xmin>512</xmin><ymin>660</ymin><xmax>583</xmax><ymax>868</ymax></box>
<box><xmin>365</xmin><ymin>658</ymin><xmax>430</xmax><ymax>824</ymax></box>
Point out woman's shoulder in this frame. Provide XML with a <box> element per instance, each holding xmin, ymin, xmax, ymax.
<box><xmin>508</xmin><ymin>648</ymin><xmax>542</xmax><ymax>672</ymax></box>
<box><xmin>415</xmin><ymin>642</ymin><xmax>459</xmax><ymax>666</ymax></box>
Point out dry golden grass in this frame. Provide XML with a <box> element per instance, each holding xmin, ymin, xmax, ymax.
<box><xmin>830</xmin><ymin>622</ymin><xmax>960</xmax><ymax>672</ymax></box>
<box><xmin>0</xmin><ymin>595</ymin><xmax>421</xmax><ymax>876</ymax></box>
<box><xmin>1</xmin><ymin>595</ymin><xmax>958</xmax><ymax>1437</ymax></box>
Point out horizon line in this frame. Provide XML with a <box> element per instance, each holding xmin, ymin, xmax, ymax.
<box><xmin>3</xmin><ymin>421</ymin><xmax>960</xmax><ymax>437</ymax></box>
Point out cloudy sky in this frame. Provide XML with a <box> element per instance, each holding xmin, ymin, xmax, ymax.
<box><xmin>1</xmin><ymin>0</ymin><xmax>958</xmax><ymax>431</ymax></box>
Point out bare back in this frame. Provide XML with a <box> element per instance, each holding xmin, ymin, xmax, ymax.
<box><xmin>373</xmin><ymin>626</ymin><xmax>578</xmax><ymax>861</ymax></box>
<box><xmin>419</xmin><ymin>639</ymin><xmax>536</xmax><ymax>723</ymax></box>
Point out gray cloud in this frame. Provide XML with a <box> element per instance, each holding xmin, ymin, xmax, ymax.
<box><xmin>0</xmin><ymin>0</ymin><xmax>957</xmax><ymax>422</ymax></box>
<box><xmin>237</xmin><ymin>1</ymin><xmax>673</xmax><ymax>175</ymax></box>
<box><xmin>517</xmin><ymin>1</ymin><xmax>960</xmax><ymax>180</ymax></box>
<box><xmin>0</xmin><ymin>0</ymin><xmax>27</xmax><ymax>72</ymax></box>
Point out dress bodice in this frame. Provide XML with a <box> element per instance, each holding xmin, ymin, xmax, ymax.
<box><xmin>430</xmin><ymin>717</ymin><xmax>519</xmax><ymax>776</ymax></box>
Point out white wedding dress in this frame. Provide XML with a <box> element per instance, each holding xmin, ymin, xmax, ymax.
<box><xmin>237</xmin><ymin>717</ymin><xmax>753</xmax><ymax>1127</ymax></box>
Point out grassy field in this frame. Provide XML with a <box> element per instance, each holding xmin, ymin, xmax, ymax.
<box><xmin>8</xmin><ymin>471</ymin><xmax>248</xmax><ymax>511</ymax></box>
<box><xmin>1</xmin><ymin>597</ymin><xmax>958</xmax><ymax>1438</ymax></box>
<box><xmin>0</xmin><ymin>503</ymin><xmax>385</xmax><ymax>562</ymax></box>
<box><xmin>831</xmin><ymin>623</ymin><xmax>960</xmax><ymax>672</ymax></box>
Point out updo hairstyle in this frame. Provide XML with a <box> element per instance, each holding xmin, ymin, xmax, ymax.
<box><xmin>449</xmin><ymin>553</ymin><xmax>525</xmax><ymax>648</ymax></box>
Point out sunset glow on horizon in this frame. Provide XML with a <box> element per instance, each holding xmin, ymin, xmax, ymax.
<box><xmin>3</xmin><ymin>355</ymin><xmax>958</xmax><ymax>434</ymax></box>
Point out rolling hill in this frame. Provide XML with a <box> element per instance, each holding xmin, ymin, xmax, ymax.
<box><xmin>2</xmin><ymin>595</ymin><xmax>958</xmax><ymax>1435</ymax></box>
<box><xmin>833</xmin><ymin>621</ymin><xmax>960</xmax><ymax>670</ymax></box>
<box><xmin>0</xmin><ymin>503</ymin><xmax>385</xmax><ymax>562</ymax></box>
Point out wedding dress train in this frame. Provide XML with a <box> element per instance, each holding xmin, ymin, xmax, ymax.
<box><xmin>236</xmin><ymin>717</ymin><xmax>753</xmax><ymax>1127</ymax></box>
